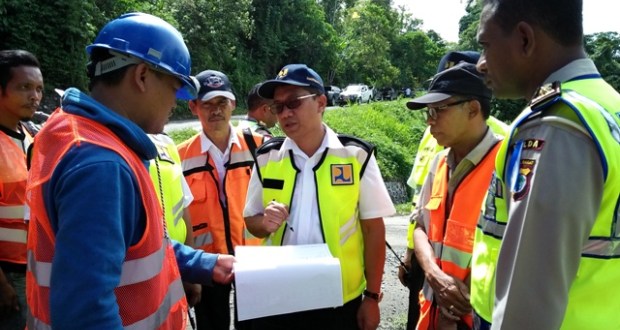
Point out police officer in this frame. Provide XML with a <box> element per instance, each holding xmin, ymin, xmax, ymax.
<box><xmin>471</xmin><ymin>0</ymin><xmax>620</xmax><ymax>329</ymax></box>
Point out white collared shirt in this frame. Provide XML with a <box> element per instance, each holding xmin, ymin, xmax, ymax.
<box><xmin>199</xmin><ymin>123</ymin><xmax>241</xmax><ymax>204</ymax></box>
<box><xmin>244</xmin><ymin>124</ymin><xmax>396</xmax><ymax>245</ymax></box>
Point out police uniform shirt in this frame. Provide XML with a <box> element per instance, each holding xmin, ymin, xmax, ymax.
<box><xmin>492</xmin><ymin>59</ymin><xmax>608</xmax><ymax>329</ymax></box>
<box><xmin>244</xmin><ymin>124</ymin><xmax>396</xmax><ymax>245</ymax></box>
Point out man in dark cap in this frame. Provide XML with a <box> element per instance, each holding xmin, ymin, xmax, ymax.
<box><xmin>244</xmin><ymin>64</ymin><xmax>395</xmax><ymax>330</ymax></box>
<box><xmin>400</xmin><ymin>51</ymin><xmax>508</xmax><ymax>330</ymax></box>
<box><xmin>406</xmin><ymin>61</ymin><xmax>504</xmax><ymax>329</ymax></box>
<box><xmin>178</xmin><ymin>69</ymin><xmax>264</xmax><ymax>330</ymax></box>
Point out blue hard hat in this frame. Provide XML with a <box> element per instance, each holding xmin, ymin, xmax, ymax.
<box><xmin>86</xmin><ymin>12</ymin><xmax>197</xmax><ymax>100</ymax></box>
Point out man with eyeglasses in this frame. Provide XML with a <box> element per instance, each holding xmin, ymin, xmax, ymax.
<box><xmin>178</xmin><ymin>69</ymin><xmax>264</xmax><ymax>330</ymax></box>
<box><xmin>405</xmin><ymin>61</ymin><xmax>503</xmax><ymax>330</ymax></box>
<box><xmin>243</xmin><ymin>64</ymin><xmax>395</xmax><ymax>330</ymax></box>
<box><xmin>25</xmin><ymin>13</ymin><xmax>236</xmax><ymax>329</ymax></box>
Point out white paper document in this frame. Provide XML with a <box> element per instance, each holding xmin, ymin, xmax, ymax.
<box><xmin>234</xmin><ymin>243</ymin><xmax>343</xmax><ymax>321</ymax></box>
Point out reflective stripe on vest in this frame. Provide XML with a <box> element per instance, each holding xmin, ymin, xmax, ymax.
<box><xmin>417</xmin><ymin>142</ymin><xmax>499</xmax><ymax>330</ymax></box>
<box><xmin>0</xmin><ymin>130</ymin><xmax>29</xmax><ymax>264</ymax></box>
<box><xmin>0</xmin><ymin>205</ymin><xmax>25</xmax><ymax>220</ymax></box>
<box><xmin>178</xmin><ymin>128</ymin><xmax>263</xmax><ymax>254</ymax></box>
<box><xmin>471</xmin><ymin>78</ymin><xmax>620</xmax><ymax>328</ymax></box>
<box><xmin>0</xmin><ymin>224</ymin><xmax>27</xmax><ymax>244</ymax></box>
<box><xmin>258</xmin><ymin>142</ymin><xmax>369</xmax><ymax>303</ymax></box>
<box><xmin>26</xmin><ymin>109</ymin><xmax>187</xmax><ymax>329</ymax></box>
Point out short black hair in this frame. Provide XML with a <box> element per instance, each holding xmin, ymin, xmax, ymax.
<box><xmin>0</xmin><ymin>50</ymin><xmax>40</xmax><ymax>92</ymax></box>
<box><xmin>247</xmin><ymin>82</ymin><xmax>268</xmax><ymax>112</ymax></box>
<box><xmin>483</xmin><ymin>0</ymin><xmax>583</xmax><ymax>46</ymax></box>
<box><xmin>86</xmin><ymin>48</ymin><xmax>133</xmax><ymax>91</ymax></box>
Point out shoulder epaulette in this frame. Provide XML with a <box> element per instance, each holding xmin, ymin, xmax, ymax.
<box><xmin>337</xmin><ymin>134</ymin><xmax>374</xmax><ymax>153</ymax></box>
<box><xmin>529</xmin><ymin>81</ymin><xmax>562</xmax><ymax>110</ymax></box>
<box><xmin>256</xmin><ymin>136</ymin><xmax>285</xmax><ymax>155</ymax></box>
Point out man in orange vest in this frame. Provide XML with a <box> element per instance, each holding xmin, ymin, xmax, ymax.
<box><xmin>406</xmin><ymin>61</ymin><xmax>503</xmax><ymax>329</ymax></box>
<box><xmin>0</xmin><ymin>49</ymin><xmax>43</xmax><ymax>330</ymax></box>
<box><xmin>25</xmin><ymin>13</ymin><xmax>235</xmax><ymax>330</ymax></box>
<box><xmin>178</xmin><ymin>70</ymin><xmax>264</xmax><ymax>330</ymax></box>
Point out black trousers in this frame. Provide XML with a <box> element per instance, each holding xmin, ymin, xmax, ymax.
<box><xmin>251</xmin><ymin>295</ymin><xmax>362</xmax><ymax>330</ymax></box>
<box><xmin>194</xmin><ymin>283</ymin><xmax>231</xmax><ymax>330</ymax></box>
<box><xmin>406</xmin><ymin>253</ymin><xmax>425</xmax><ymax>330</ymax></box>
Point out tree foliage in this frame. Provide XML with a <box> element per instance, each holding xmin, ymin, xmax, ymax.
<box><xmin>1</xmin><ymin>0</ymin><xmax>617</xmax><ymax>121</ymax></box>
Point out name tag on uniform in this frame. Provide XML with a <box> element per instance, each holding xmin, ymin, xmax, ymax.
<box><xmin>263</xmin><ymin>178</ymin><xmax>284</xmax><ymax>190</ymax></box>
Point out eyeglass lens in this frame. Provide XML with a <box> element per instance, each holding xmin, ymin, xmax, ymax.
<box><xmin>270</xmin><ymin>94</ymin><xmax>316</xmax><ymax>114</ymax></box>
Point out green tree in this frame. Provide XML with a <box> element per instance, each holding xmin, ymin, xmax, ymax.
<box><xmin>1</xmin><ymin>0</ymin><xmax>95</xmax><ymax>109</ymax></box>
<box><xmin>340</xmin><ymin>2</ymin><xmax>400</xmax><ymax>87</ymax></box>
<box><xmin>392</xmin><ymin>30</ymin><xmax>445</xmax><ymax>90</ymax></box>
<box><xmin>585</xmin><ymin>32</ymin><xmax>620</xmax><ymax>91</ymax></box>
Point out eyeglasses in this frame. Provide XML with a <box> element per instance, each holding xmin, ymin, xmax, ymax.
<box><xmin>200</xmin><ymin>98</ymin><xmax>230</xmax><ymax>112</ymax></box>
<box><xmin>424</xmin><ymin>99</ymin><xmax>472</xmax><ymax>120</ymax></box>
<box><xmin>269</xmin><ymin>94</ymin><xmax>317</xmax><ymax>115</ymax></box>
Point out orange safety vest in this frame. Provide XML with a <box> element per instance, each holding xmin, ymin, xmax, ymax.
<box><xmin>417</xmin><ymin>142</ymin><xmax>500</xmax><ymax>330</ymax></box>
<box><xmin>177</xmin><ymin>128</ymin><xmax>263</xmax><ymax>255</ymax></box>
<box><xmin>0</xmin><ymin>128</ymin><xmax>31</xmax><ymax>265</ymax></box>
<box><xmin>26</xmin><ymin>109</ymin><xmax>187</xmax><ymax>329</ymax></box>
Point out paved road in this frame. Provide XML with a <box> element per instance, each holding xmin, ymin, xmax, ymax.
<box><xmin>185</xmin><ymin>215</ymin><xmax>410</xmax><ymax>330</ymax></box>
<box><xmin>164</xmin><ymin>106</ymin><xmax>340</xmax><ymax>134</ymax></box>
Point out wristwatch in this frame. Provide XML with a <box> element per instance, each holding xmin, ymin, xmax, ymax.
<box><xmin>363</xmin><ymin>289</ymin><xmax>383</xmax><ymax>302</ymax></box>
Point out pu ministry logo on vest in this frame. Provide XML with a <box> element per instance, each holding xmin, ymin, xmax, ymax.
<box><xmin>331</xmin><ymin>164</ymin><xmax>353</xmax><ymax>185</ymax></box>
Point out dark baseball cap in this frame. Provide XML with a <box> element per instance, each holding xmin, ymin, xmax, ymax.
<box><xmin>436</xmin><ymin>51</ymin><xmax>480</xmax><ymax>73</ymax></box>
<box><xmin>406</xmin><ymin>62</ymin><xmax>491</xmax><ymax>110</ymax></box>
<box><xmin>258</xmin><ymin>64</ymin><xmax>325</xmax><ymax>99</ymax></box>
<box><xmin>195</xmin><ymin>70</ymin><xmax>236</xmax><ymax>101</ymax></box>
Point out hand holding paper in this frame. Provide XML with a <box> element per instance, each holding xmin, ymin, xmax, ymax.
<box><xmin>213</xmin><ymin>254</ymin><xmax>236</xmax><ymax>284</ymax></box>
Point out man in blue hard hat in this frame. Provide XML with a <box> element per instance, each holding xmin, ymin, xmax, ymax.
<box><xmin>25</xmin><ymin>13</ymin><xmax>234</xmax><ymax>329</ymax></box>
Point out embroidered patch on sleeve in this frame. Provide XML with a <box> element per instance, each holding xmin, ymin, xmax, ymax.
<box><xmin>513</xmin><ymin>159</ymin><xmax>535</xmax><ymax>201</ymax></box>
<box><xmin>331</xmin><ymin>164</ymin><xmax>354</xmax><ymax>185</ymax></box>
<box><xmin>522</xmin><ymin>139</ymin><xmax>545</xmax><ymax>151</ymax></box>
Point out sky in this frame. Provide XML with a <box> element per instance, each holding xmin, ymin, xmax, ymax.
<box><xmin>392</xmin><ymin>0</ymin><xmax>620</xmax><ymax>43</ymax></box>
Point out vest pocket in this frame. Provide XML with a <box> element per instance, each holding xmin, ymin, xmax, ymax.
<box><xmin>443</xmin><ymin>218</ymin><xmax>475</xmax><ymax>252</ymax></box>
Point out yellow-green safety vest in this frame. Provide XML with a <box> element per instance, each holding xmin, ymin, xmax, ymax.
<box><xmin>256</xmin><ymin>135</ymin><xmax>372</xmax><ymax>303</ymax></box>
<box><xmin>471</xmin><ymin>78</ymin><xmax>620</xmax><ymax>328</ymax></box>
<box><xmin>148</xmin><ymin>134</ymin><xmax>188</xmax><ymax>243</ymax></box>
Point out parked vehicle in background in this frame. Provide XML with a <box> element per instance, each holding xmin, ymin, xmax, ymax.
<box><xmin>325</xmin><ymin>85</ymin><xmax>341</xmax><ymax>106</ymax></box>
<box><xmin>374</xmin><ymin>87</ymin><xmax>397</xmax><ymax>101</ymax></box>
<box><xmin>337</xmin><ymin>84</ymin><xmax>373</xmax><ymax>105</ymax></box>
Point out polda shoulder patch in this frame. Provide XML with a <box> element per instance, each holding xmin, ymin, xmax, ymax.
<box><xmin>522</xmin><ymin>139</ymin><xmax>545</xmax><ymax>151</ymax></box>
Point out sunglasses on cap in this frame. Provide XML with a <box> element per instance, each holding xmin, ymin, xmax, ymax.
<box><xmin>269</xmin><ymin>94</ymin><xmax>317</xmax><ymax>115</ymax></box>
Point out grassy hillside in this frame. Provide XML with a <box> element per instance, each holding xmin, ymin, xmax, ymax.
<box><xmin>169</xmin><ymin>100</ymin><xmax>427</xmax><ymax>183</ymax></box>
